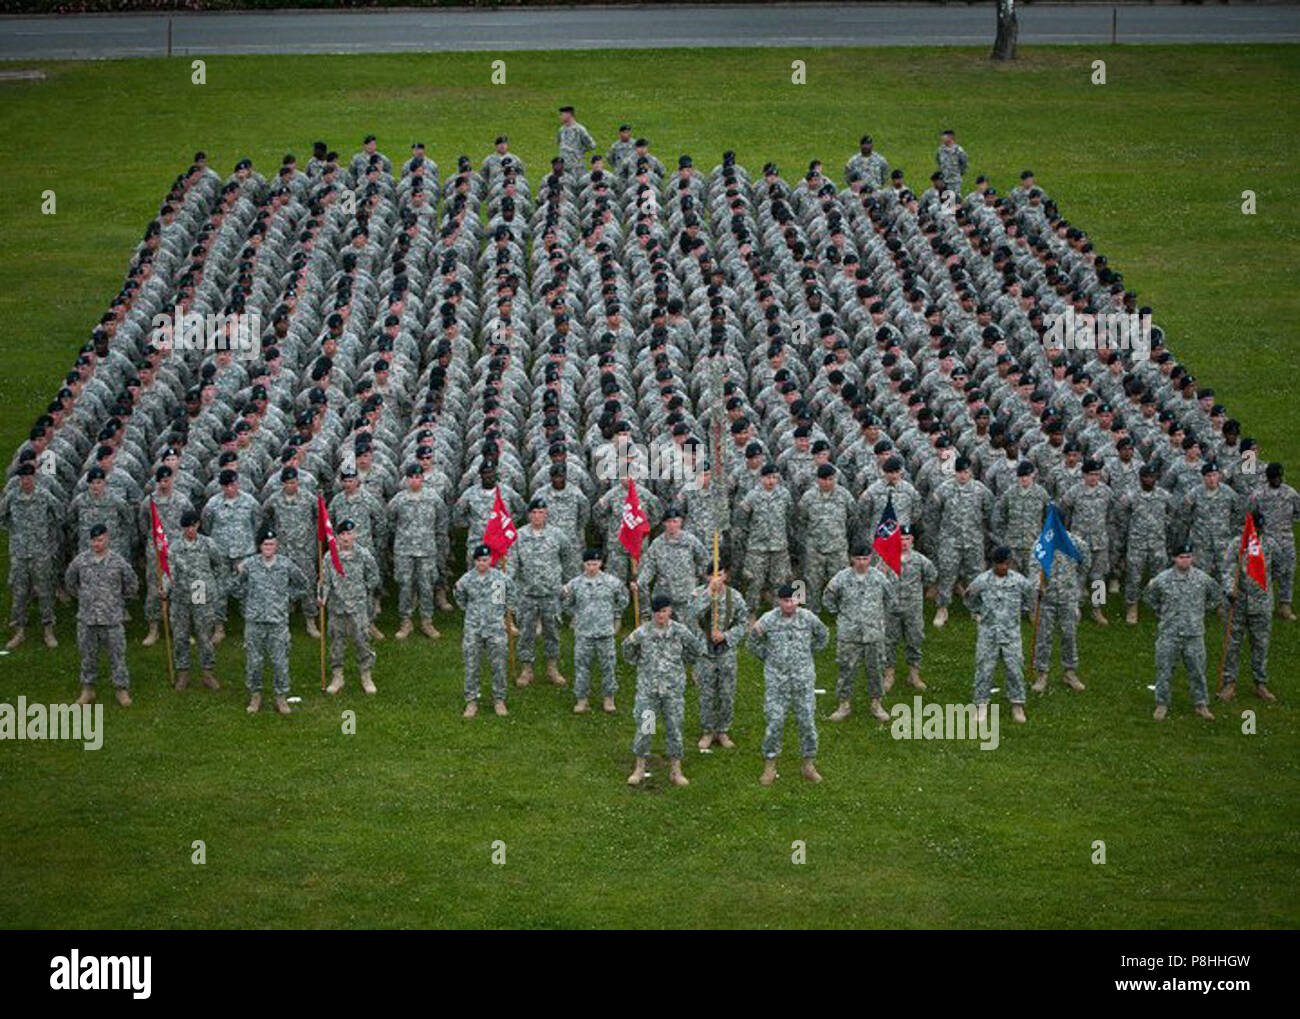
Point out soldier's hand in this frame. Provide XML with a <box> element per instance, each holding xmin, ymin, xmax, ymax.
<box><xmin>711</xmin><ymin>627</ymin><xmax>725</xmax><ymax>643</ymax></box>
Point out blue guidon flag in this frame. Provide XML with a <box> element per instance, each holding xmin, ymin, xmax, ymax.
<box><xmin>873</xmin><ymin>495</ymin><xmax>902</xmax><ymax>576</ymax></box>
<box><xmin>1033</xmin><ymin>503</ymin><xmax>1082</xmax><ymax>580</ymax></box>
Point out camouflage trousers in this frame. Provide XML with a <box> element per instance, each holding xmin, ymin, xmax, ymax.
<box><xmin>1081</xmin><ymin>538</ymin><xmax>1109</xmax><ymax>590</ymax></box>
<box><xmin>743</xmin><ymin>546</ymin><xmax>792</xmax><ymax>608</ymax></box>
<box><xmin>515</xmin><ymin>592</ymin><xmax>562</xmax><ymax>662</ymax></box>
<box><xmin>464</xmin><ymin>630</ymin><xmax>508</xmax><ymax>703</ymax></box>
<box><xmin>170</xmin><ymin>598</ymin><xmax>215</xmax><ymax>671</ymax></box>
<box><xmin>761</xmin><ymin>668</ymin><xmax>818</xmax><ymax>760</ymax></box>
<box><xmin>836</xmin><ymin>638</ymin><xmax>884</xmax><ymax>702</ymax></box>
<box><xmin>884</xmin><ymin>606</ymin><xmax>925</xmax><ymax>666</ymax></box>
<box><xmin>215</xmin><ymin>556</ymin><xmax>248</xmax><ymax>622</ymax></box>
<box><xmin>1154</xmin><ymin>632</ymin><xmax>1207</xmax><ymax>707</ymax></box>
<box><xmin>1010</xmin><ymin>546</ymin><xmax>1035</xmax><ymax>579</ymax></box>
<box><xmin>573</xmin><ymin>634</ymin><xmax>618</xmax><ymax>699</ymax></box>
<box><xmin>1223</xmin><ymin>610</ymin><xmax>1270</xmax><ymax>687</ymax></box>
<box><xmin>1271</xmin><ymin>540</ymin><xmax>1295</xmax><ymax>604</ymax></box>
<box><xmin>1033</xmin><ymin>596</ymin><xmax>1079</xmax><ymax>672</ymax></box>
<box><xmin>329</xmin><ymin>606</ymin><xmax>375</xmax><ymax>671</ymax></box>
<box><xmin>77</xmin><ymin>621</ymin><xmax>129</xmax><ymax>689</ymax></box>
<box><xmin>632</xmin><ymin>684</ymin><xmax>685</xmax><ymax>759</ymax></box>
<box><xmin>1191</xmin><ymin>538</ymin><xmax>1229</xmax><ymax>585</ymax></box>
<box><xmin>143</xmin><ymin>557</ymin><xmax>167</xmax><ymax>622</ymax></box>
<box><xmin>1126</xmin><ymin>544</ymin><xmax>1167</xmax><ymax>604</ymax></box>
<box><xmin>802</xmin><ymin>547</ymin><xmax>846</xmax><ymax>613</ymax></box>
<box><xmin>245</xmin><ymin>621</ymin><xmax>291</xmax><ymax>695</ymax></box>
<box><xmin>394</xmin><ymin>553</ymin><xmax>437</xmax><ymax>619</ymax></box>
<box><xmin>288</xmin><ymin>550</ymin><xmax>318</xmax><ymax>620</ymax></box>
<box><xmin>697</xmin><ymin>650</ymin><xmax>738</xmax><ymax>733</ymax></box>
<box><xmin>937</xmin><ymin>540</ymin><xmax>984</xmax><ymax>606</ymax></box>
<box><xmin>973</xmin><ymin>632</ymin><xmax>1026</xmax><ymax>705</ymax></box>
<box><xmin>9</xmin><ymin>554</ymin><xmax>54</xmax><ymax>626</ymax></box>
<box><xmin>606</xmin><ymin>544</ymin><xmax>633</xmax><ymax>582</ymax></box>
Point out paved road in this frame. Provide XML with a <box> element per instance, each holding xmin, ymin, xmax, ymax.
<box><xmin>1</xmin><ymin>3</ymin><xmax>1298</xmax><ymax>60</ymax></box>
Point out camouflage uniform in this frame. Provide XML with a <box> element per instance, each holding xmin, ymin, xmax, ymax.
<box><xmin>1061</xmin><ymin>481</ymin><xmax>1113</xmax><ymax>595</ymax></box>
<box><xmin>637</xmin><ymin>530</ymin><xmax>708</xmax><ymax>622</ymax></box>
<box><xmin>509</xmin><ymin>524</ymin><xmax>574</xmax><ymax>664</ymax></box>
<box><xmin>622</xmin><ymin>618</ymin><xmax>704</xmax><ymax>759</ymax></box>
<box><xmin>884</xmin><ymin>550</ymin><xmax>937</xmax><ymax>667</ymax></box>
<box><xmin>1221</xmin><ymin>539</ymin><xmax>1273</xmax><ymax>690</ymax></box>
<box><xmin>1121</xmin><ymin>486</ymin><xmax>1172</xmax><ymax>604</ymax></box>
<box><xmin>321</xmin><ymin>546</ymin><xmax>381</xmax><ymax>672</ymax></box>
<box><xmin>823</xmin><ymin>565</ymin><xmax>894</xmax><ymax>702</ymax></box>
<box><xmin>1184</xmin><ymin>483</ymin><xmax>1240</xmax><ymax>583</ymax></box>
<box><xmin>688</xmin><ymin>582</ymin><xmax>748</xmax><ymax>734</ymax></box>
<box><xmin>738</xmin><ymin>485</ymin><xmax>794</xmax><ymax>608</ymax></box>
<box><xmin>388</xmin><ymin>487</ymin><xmax>448</xmax><ymax>620</ymax></box>
<box><xmin>1248</xmin><ymin>482</ymin><xmax>1298</xmax><ymax>603</ymax></box>
<box><xmin>1</xmin><ymin>485</ymin><xmax>63</xmax><ymax>627</ymax></box>
<box><xmin>141</xmin><ymin>490</ymin><xmax>193</xmax><ymax>623</ymax></box>
<box><xmin>231</xmin><ymin>554</ymin><xmax>309</xmax><ymax>696</ymax></box>
<box><xmin>928</xmin><ymin>477</ymin><xmax>992</xmax><ymax>606</ymax></box>
<box><xmin>935</xmin><ymin>142</ymin><xmax>969</xmax><ymax>195</ymax></box>
<box><xmin>1033</xmin><ymin>533</ymin><xmax>1091</xmax><ymax>674</ymax></box>
<box><xmin>65</xmin><ymin>547</ymin><xmax>138</xmax><ymax>689</ymax></box>
<box><xmin>201</xmin><ymin>490</ymin><xmax>262</xmax><ymax>623</ymax></box>
<box><xmin>749</xmin><ymin>606</ymin><xmax>830</xmax><ymax>760</ymax></box>
<box><xmin>965</xmin><ymin>568</ymin><xmax>1035</xmax><ymax>704</ymax></box>
<box><xmin>557</xmin><ymin>120</ymin><xmax>596</xmax><ymax>169</ymax></box>
<box><xmin>168</xmin><ymin>532</ymin><xmax>222</xmax><ymax>671</ymax></box>
<box><xmin>796</xmin><ymin>484</ymin><xmax>856</xmax><ymax>612</ymax></box>
<box><xmin>455</xmin><ymin>566</ymin><xmax>514</xmax><ymax>704</ymax></box>
<box><xmin>994</xmin><ymin>482</ymin><xmax>1048</xmax><ymax>578</ymax></box>
<box><xmin>263</xmin><ymin>488</ymin><xmax>318</xmax><ymax>619</ymax></box>
<box><xmin>1143</xmin><ymin>564</ymin><xmax>1223</xmax><ymax>707</ymax></box>
<box><xmin>562</xmin><ymin>570</ymin><xmax>629</xmax><ymax>700</ymax></box>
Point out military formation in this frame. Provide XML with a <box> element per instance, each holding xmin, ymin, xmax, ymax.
<box><xmin>3</xmin><ymin>114</ymin><xmax>1292</xmax><ymax>783</ymax></box>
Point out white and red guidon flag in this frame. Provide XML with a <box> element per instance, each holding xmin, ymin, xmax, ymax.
<box><xmin>1241</xmin><ymin>512</ymin><xmax>1268</xmax><ymax>591</ymax></box>
<box><xmin>317</xmin><ymin>493</ymin><xmax>344</xmax><ymax>576</ymax></box>
<box><xmin>618</xmin><ymin>479</ymin><xmax>651</xmax><ymax>563</ymax></box>
<box><xmin>482</xmin><ymin>487</ymin><xmax>518</xmax><ymax>566</ymax></box>
<box><xmin>149</xmin><ymin>498</ymin><xmax>171</xmax><ymax>578</ymax></box>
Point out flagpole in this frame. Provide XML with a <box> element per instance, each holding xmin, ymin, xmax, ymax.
<box><xmin>154</xmin><ymin>549</ymin><xmax>176</xmax><ymax>689</ymax></box>
<box><xmin>1029</xmin><ymin>569</ymin><xmax>1046</xmax><ymax>670</ymax></box>
<box><xmin>500</xmin><ymin>549</ymin><xmax>516</xmax><ymax>676</ymax></box>
<box><xmin>631</xmin><ymin>554</ymin><xmax>640</xmax><ymax>624</ymax></box>
<box><xmin>1217</xmin><ymin>548</ymin><xmax>1242</xmax><ymax>693</ymax></box>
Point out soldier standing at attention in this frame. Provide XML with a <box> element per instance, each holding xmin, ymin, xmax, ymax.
<box><xmin>562</xmin><ymin>548</ymin><xmax>629</xmax><ymax>715</ymax></box>
<box><xmin>388</xmin><ymin>463</ymin><xmax>447</xmax><ymax>641</ymax></box>
<box><xmin>928</xmin><ymin>456</ymin><xmax>992</xmax><ymax>627</ymax></box>
<box><xmin>1220</xmin><ymin>528</ymin><xmax>1277</xmax><ymax>704</ymax></box>
<box><xmin>689</xmin><ymin>559</ymin><xmax>748</xmax><ymax>750</ymax></box>
<box><xmin>622</xmin><ymin>594</ymin><xmax>704</xmax><ymax>788</ymax></box>
<box><xmin>965</xmin><ymin>546</ymin><xmax>1036</xmax><ymax>725</ymax></box>
<box><xmin>883</xmin><ymin>526</ymin><xmax>935</xmax><ymax>693</ymax></box>
<box><xmin>749</xmin><ymin>583</ymin><xmax>830</xmax><ymax>786</ymax></box>
<box><xmin>824</xmin><ymin>547</ymin><xmax>895</xmax><ymax>723</ymax></box>
<box><xmin>263</xmin><ymin>466</ymin><xmax>321</xmax><ymax>637</ymax></box>
<box><xmin>796</xmin><ymin>463</ymin><xmax>855</xmax><ymax>614</ymax></box>
<box><xmin>321</xmin><ymin>520</ymin><xmax>382</xmax><ymax>696</ymax></box>
<box><xmin>67</xmin><ymin>523</ymin><xmax>138</xmax><ymax>707</ymax></box>
<box><xmin>1248</xmin><ymin>463</ymin><xmax>1298</xmax><ymax>619</ymax></box>
<box><xmin>201</xmin><ymin>468</ymin><xmax>262</xmax><ymax>645</ymax></box>
<box><xmin>1</xmin><ymin>461</ymin><xmax>63</xmax><ymax>650</ymax></box>
<box><xmin>737</xmin><ymin>463</ymin><xmax>794</xmax><ymax>618</ymax></box>
<box><xmin>1032</xmin><ymin>527</ymin><xmax>1090</xmax><ymax>694</ymax></box>
<box><xmin>1143</xmin><ymin>543</ymin><xmax>1223</xmax><ymax>721</ymax></box>
<box><xmin>456</xmin><ymin>544</ymin><xmax>514</xmax><ymax>719</ymax></box>
<box><xmin>637</xmin><ymin>504</ymin><xmax>708</xmax><ymax>623</ymax></box>
<box><xmin>556</xmin><ymin>105</ymin><xmax>596</xmax><ymax>175</ymax></box>
<box><xmin>140</xmin><ymin>465</ymin><xmax>192</xmax><ymax>647</ymax></box>
<box><xmin>1120</xmin><ymin>463</ymin><xmax>1173</xmax><ymax>624</ymax></box>
<box><xmin>510</xmin><ymin>496</ymin><xmax>574</xmax><ymax>688</ymax></box>
<box><xmin>935</xmin><ymin>128</ymin><xmax>969</xmax><ymax>197</ymax></box>
<box><xmin>231</xmin><ymin>525</ymin><xmax>309</xmax><ymax>716</ymax></box>
<box><xmin>994</xmin><ymin>461</ymin><xmax>1048</xmax><ymax>579</ymax></box>
<box><xmin>168</xmin><ymin>509</ymin><xmax>223</xmax><ymax>692</ymax></box>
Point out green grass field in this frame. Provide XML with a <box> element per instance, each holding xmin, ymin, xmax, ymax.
<box><xmin>0</xmin><ymin>45</ymin><xmax>1297</xmax><ymax>929</ymax></box>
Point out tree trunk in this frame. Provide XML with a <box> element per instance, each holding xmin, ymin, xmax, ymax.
<box><xmin>992</xmin><ymin>0</ymin><xmax>1019</xmax><ymax>61</ymax></box>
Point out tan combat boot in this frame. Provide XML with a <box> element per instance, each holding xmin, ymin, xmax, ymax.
<box><xmin>547</xmin><ymin>659</ymin><xmax>566</xmax><ymax>686</ymax></box>
<box><xmin>305</xmin><ymin>617</ymin><xmax>320</xmax><ymax>639</ymax></box>
<box><xmin>1279</xmin><ymin>603</ymin><xmax>1296</xmax><ymax>621</ymax></box>
<box><xmin>420</xmin><ymin>618</ymin><xmax>441</xmax><ymax>639</ymax></box>
<box><xmin>1031</xmin><ymin>672</ymin><xmax>1048</xmax><ymax>693</ymax></box>
<box><xmin>1011</xmin><ymin>704</ymin><xmax>1026</xmax><ymax>723</ymax></box>
<box><xmin>716</xmin><ymin>733</ymin><xmax>735</xmax><ymax>749</ymax></box>
<box><xmin>275</xmin><ymin>695</ymin><xmax>291</xmax><ymax>716</ymax></box>
<box><xmin>435</xmin><ymin>587</ymin><xmax>453</xmax><ymax>612</ymax></box>
<box><xmin>368</xmin><ymin>622</ymin><xmax>386</xmax><ymax>641</ymax></box>
<box><xmin>174</xmin><ymin>670</ymin><xmax>189</xmax><ymax>692</ymax></box>
<box><xmin>1194</xmin><ymin>704</ymin><xmax>1215</xmax><ymax>721</ymax></box>
<box><xmin>43</xmin><ymin>624</ymin><xmax>57</xmax><ymax>649</ymax></box>
<box><xmin>360</xmin><ymin>670</ymin><xmax>376</xmax><ymax>695</ymax></box>
<box><xmin>142</xmin><ymin>622</ymin><xmax>159</xmax><ymax>647</ymax></box>
<box><xmin>868</xmin><ymin>698</ymin><xmax>890</xmax><ymax>722</ymax></box>
<box><xmin>394</xmin><ymin>617</ymin><xmax>413</xmax><ymax>639</ymax></box>
<box><xmin>4</xmin><ymin>627</ymin><xmax>24</xmax><ymax>651</ymax></box>
<box><xmin>669</xmin><ymin>759</ymin><xmax>689</xmax><ymax>787</ymax></box>
<box><xmin>698</xmin><ymin>732</ymin><xmax>714</xmax><ymax>750</ymax></box>
<box><xmin>573</xmin><ymin>698</ymin><xmax>590</xmax><ymax>714</ymax></box>
<box><xmin>462</xmin><ymin>700</ymin><xmax>478</xmax><ymax>719</ymax></box>
<box><xmin>1152</xmin><ymin>704</ymin><xmax>1167</xmax><ymax>721</ymax></box>
<box><xmin>1091</xmin><ymin>606</ymin><xmax>1109</xmax><ymax>626</ymax></box>
<box><xmin>933</xmin><ymin>606</ymin><xmax>948</xmax><ymax>628</ymax></box>
<box><xmin>493</xmin><ymin>699</ymin><xmax>508</xmax><ymax>717</ymax></box>
<box><xmin>212</xmin><ymin>622</ymin><xmax>225</xmax><ymax>645</ymax></box>
<box><xmin>326</xmin><ymin>668</ymin><xmax>345</xmax><ymax>695</ymax></box>
<box><xmin>1218</xmin><ymin>683</ymin><xmax>1236</xmax><ymax>702</ymax></box>
<box><xmin>115</xmin><ymin>688</ymin><xmax>132</xmax><ymax>708</ymax></box>
<box><xmin>882</xmin><ymin>665</ymin><xmax>895</xmax><ymax>694</ymax></box>
<box><xmin>908</xmin><ymin>665</ymin><xmax>926</xmax><ymax>691</ymax></box>
<box><xmin>75</xmin><ymin>684</ymin><xmax>95</xmax><ymax>705</ymax></box>
<box><xmin>1256</xmin><ymin>685</ymin><xmax>1277</xmax><ymax>702</ymax></box>
<box><xmin>602</xmin><ymin>696</ymin><xmax>616</xmax><ymax>713</ymax></box>
<box><xmin>627</xmin><ymin>758</ymin><xmax>647</xmax><ymax>785</ymax></box>
<box><xmin>801</xmin><ymin>759</ymin><xmax>823</xmax><ymax>783</ymax></box>
<box><xmin>246</xmin><ymin>692</ymin><xmax>262</xmax><ymax>714</ymax></box>
<box><xmin>1107</xmin><ymin>578</ymin><xmax>1119</xmax><ymax>594</ymax></box>
<box><xmin>759</xmin><ymin>760</ymin><xmax>779</xmax><ymax>786</ymax></box>
<box><xmin>516</xmin><ymin>664</ymin><xmax>534</xmax><ymax>687</ymax></box>
<box><xmin>1063</xmin><ymin>669</ymin><xmax>1085</xmax><ymax>692</ymax></box>
<box><xmin>201</xmin><ymin>669</ymin><xmax>220</xmax><ymax>690</ymax></box>
<box><xmin>1125</xmin><ymin>603</ymin><xmax>1138</xmax><ymax>625</ymax></box>
<box><xmin>828</xmin><ymin>700</ymin><xmax>852</xmax><ymax>722</ymax></box>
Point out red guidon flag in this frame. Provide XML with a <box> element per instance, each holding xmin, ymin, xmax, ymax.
<box><xmin>149</xmin><ymin>498</ymin><xmax>171</xmax><ymax>578</ymax></box>
<box><xmin>1241</xmin><ymin>512</ymin><xmax>1268</xmax><ymax>591</ymax></box>
<box><xmin>618</xmin><ymin>479</ymin><xmax>651</xmax><ymax>562</ymax></box>
<box><xmin>873</xmin><ymin>494</ymin><xmax>902</xmax><ymax>576</ymax></box>
<box><xmin>317</xmin><ymin>492</ymin><xmax>343</xmax><ymax>576</ymax></box>
<box><xmin>482</xmin><ymin>487</ymin><xmax>517</xmax><ymax>566</ymax></box>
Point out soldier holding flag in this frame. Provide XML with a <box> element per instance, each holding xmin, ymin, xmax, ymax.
<box><xmin>321</xmin><ymin>519</ymin><xmax>381</xmax><ymax>696</ymax></box>
<box><xmin>1219</xmin><ymin>512</ymin><xmax>1276</xmax><ymax>703</ymax></box>
<box><xmin>1031</xmin><ymin>506</ymin><xmax>1089</xmax><ymax>694</ymax></box>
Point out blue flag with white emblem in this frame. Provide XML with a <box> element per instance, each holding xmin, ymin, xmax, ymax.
<box><xmin>1032</xmin><ymin>503</ymin><xmax>1082</xmax><ymax>580</ymax></box>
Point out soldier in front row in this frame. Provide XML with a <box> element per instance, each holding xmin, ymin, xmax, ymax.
<box><xmin>456</xmin><ymin>544</ymin><xmax>514</xmax><ymax>719</ymax></box>
<box><xmin>2</xmin><ymin>461</ymin><xmax>63</xmax><ymax>650</ymax></box>
<box><xmin>883</xmin><ymin>526</ymin><xmax>935</xmax><ymax>693</ymax></box>
<box><xmin>689</xmin><ymin>559</ymin><xmax>747</xmax><ymax>750</ymax></box>
<box><xmin>67</xmin><ymin>523</ymin><xmax>138</xmax><ymax>707</ymax></box>
<box><xmin>750</xmin><ymin>583</ymin><xmax>830</xmax><ymax>786</ymax></box>
<box><xmin>966</xmin><ymin>546</ymin><xmax>1036</xmax><ymax>725</ymax></box>
<box><xmin>231</xmin><ymin>524</ymin><xmax>309</xmax><ymax>716</ymax></box>
<box><xmin>623</xmin><ymin>594</ymin><xmax>704</xmax><ymax>788</ymax></box>
<box><xmin>1032</xmin><ymin>528</ymin><xmax>1090</xmax><ymax>694</ymax></box>
<box><xmin>321</xmin><ymin>520</ymin><xmax>382</xmax><ymax>696</ymax></box>
<box><xmin>824</xmin><ymin>546</ymin><xmax>895</xmax><ymax>723</ymax></box>
<box><xmin>1218</xmin><ymin>530</ymin><xmax>1276</xmax><ymax>704</ymax></box>
<box><xmin>1143</xmin><ymin>543</ymin><xmax>1223</xmax><ymax>721</ymax></box>
<box><xmin>168</xmin><ymin>509</ymin><xmax>223</xmax><ymax>692</ymax></box>
<box><xmin>561</xmin><ymin>547</ymin><xmax>628</xmax><ymax>715</ymax></box>
<box><xmin>510</xmin><ymin>496</ymin><xmax>573</xmax><ymax>688</ymax></box>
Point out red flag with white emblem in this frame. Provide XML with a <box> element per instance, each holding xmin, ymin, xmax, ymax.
<box><xmin>618</xmin><ymin>479</ymin><xmax>651</xmax><ymax>562</ymax></box>
<box><xmin>317</xmin><ymin>492</ymin><xmax>343</xmax><ymax>576</ymax></box>
<box><xmin>482</xmin><ymin>487</ymin><xmax>517</xmax><ymax>566</ymax></box>
<box><xmin>149</xmin><ymin>498</ymin><xmax>171</xmax><ymax>579</ymax></box>
<box><xmin>1241</xmin><ymin>512</ymin><xmax>1268</xmax><ymax>591</ymax></box>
